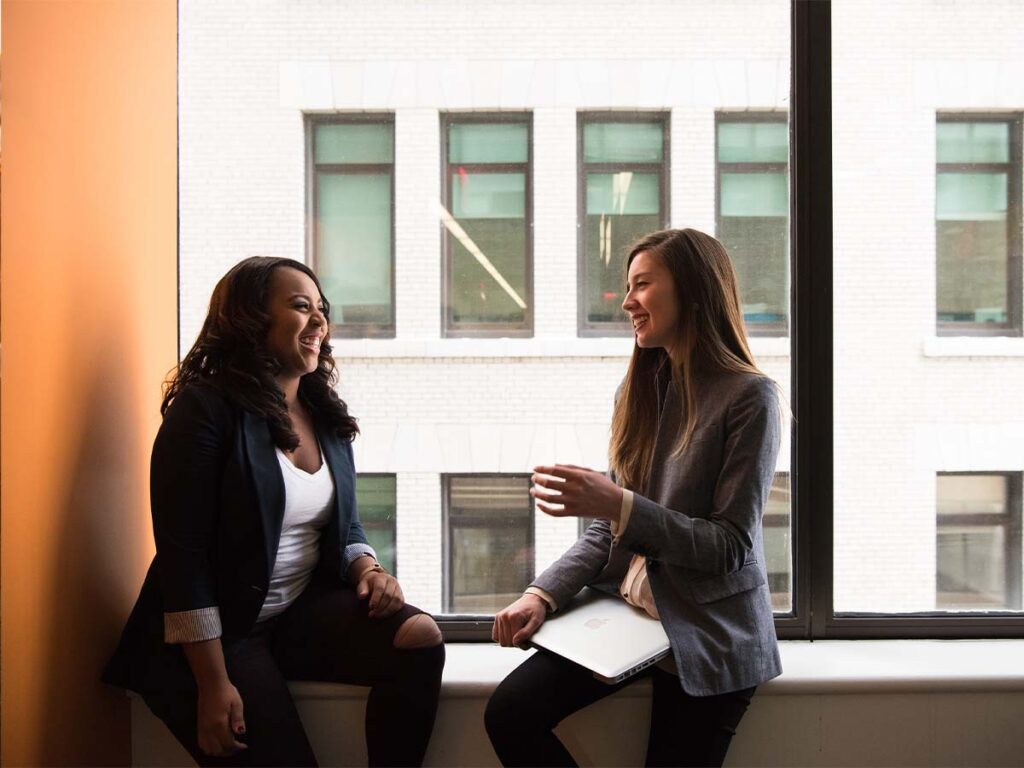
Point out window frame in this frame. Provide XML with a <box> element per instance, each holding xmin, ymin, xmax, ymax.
<box><xmin>306</xmin><ymin>113</ymin><xmax>397</xmax><ymax>339</ymax></box>
<box><xmin>440</xmin><ymin>113</ymin><xmax>534</xmax><ymax>338</ymax></box>
<box><xmin>441</xmin><ymin>473</ymin><xmax>535</xmax><ymax>617</ymax></box>
<box><xmin>576</xmin><ymin>111</ymin><xmax>671</xmax><ymax>337</ymax></box>
<box><xmin>935</xmin><ymin>112</ymin><xmax>1024</xmax><ymax>338</ymax></box>
<box><xmin>936</xmin><ymin>471</ymin><xmax>1023</xmax><ymax>612</ymax></box>
<box><xmin>715</xmin><ymin>110</ymin><xmax>790</xmax><ymax>338</ymax></box>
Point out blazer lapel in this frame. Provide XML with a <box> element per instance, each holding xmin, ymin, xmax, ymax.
<box><xmin>240</xmin><ymin>410</ymin><xmax>285</xmax><ymax>578</ymax></box>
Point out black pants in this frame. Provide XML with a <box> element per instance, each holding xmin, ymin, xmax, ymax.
<box><xmin>143</xmin><ymin>579</ymin><xmax>445</xmax><ymax>767</ymax></box>
<box><xmin>485</xmin><ymin>650</ymin><xmax>755</xmax><ymax>768</ymax></box>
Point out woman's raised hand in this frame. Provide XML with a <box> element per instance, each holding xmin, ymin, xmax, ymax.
<box><xmin>531</xmin><ymin>464</ymin><xmax>623</xmax><ymax>523</ymax></box>
<box><xmin>493</xmin><ymin>593</ymin><xmax>548</xmax><ymax>648</ymax></box>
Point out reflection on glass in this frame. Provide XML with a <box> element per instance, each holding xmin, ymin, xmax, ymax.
<box><xmin>716</xmin><ymin>115</ymin><xmax>789</xmax><ymax>333</ymax></box>
<box><xmin>313</xmin><ymin>121</ymin><xmax>394</xmax><ymax>334</ymax></box>
<box><xmin>936</xmin><ymin>474</ymin><xmax>1021</xmax><ymax>611</ymax></box>
<box><xmin>446</xmin><ymin>475</ymin><xmax>533</xmax><ymax>614</ymax></box>
<box><xmin>356</xmin><ymin>475</ymin><xmax>397</xmax><ymax>574</ymax></box>
<box><xmin>445</xmin><ymin>120</ymin><xmax>531</xmax><ymax>332</ymax></box>
<box><xmin>936</xmin><ymin>117</ymin><xmax>1016</xmax><ymax>329</ymax></box>
<box><xmin>580</xmin><ymin>118</ymin><xmax>666</xmax><ymax>330</ymax></box>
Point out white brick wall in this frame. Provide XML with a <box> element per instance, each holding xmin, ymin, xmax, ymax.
<box><xmin>180</xmin><ymin>0</ymin><xmax>1024</xmax><ymax>615</ymax></box>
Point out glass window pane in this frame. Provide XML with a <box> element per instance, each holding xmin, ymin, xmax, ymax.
<box><xmin>584</xmin><ymin>173</ymin><xmax>660</xmax><ymax>324</ymax></box>
<box><xmin>316</xmin><ymin>173</ymin><xmax>392</xmax><ymax>326</ymax></box>
<box><xmin>315</xmin><ymin>123</ymin><xmax>394</xmax><ymax>164</ymax></box>
<box><xmin>717</xmin><ymin>121</ymin><xmax>788</xmax><ymax>163</ymax></box>
<box><xmin>449</xmin><ymin>123</ymin><xmax>528</xmax><ymax>164</ymax></box>
<box><xmin>452</xmin><ymin>172</ymin><xmax>526</xmax><ymax>219</ymax></box>
<box><xmin>764</xmin><ymin>473</ymin><xmax>792</xmax><ymax>613</ymax></box>
<box><xmin>936</xmin><ymin>474</ymin><xmax>1018</xmax><ymax>611</ymax></box>
<box><xmin>583</xmin><ymin>122</ymin><xmax>663</xmax><ymax>163</ymax></box>
<box><xmin>937</xmin><ymin>173</ymin><xmax>1008</xmax><ymax>220</ymax></box>
<box><xmin>936</xmin><ymin>122</ymin><xmax>1010</xmax><ymax>164</ymax></box>
<box><xmin>721</xmin><ymin>172</ymin><xmax>788</xmax><ymax>217</ymax></box>
<box><xmin>356</xmin><ymin>475</ymin><xmax>397</xmax><ymax>574</ymax></box>
<box><xmin>448</xmin><ymin>477</ymin><xmax>532</xmax><ymax>614</ymax></box>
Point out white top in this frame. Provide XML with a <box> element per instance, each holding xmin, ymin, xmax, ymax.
<box><xmin>257</xmin><ymin>445</ymin><xmax>335</xmax><ymax>621</ymax></box>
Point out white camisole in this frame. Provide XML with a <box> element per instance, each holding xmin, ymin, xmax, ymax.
<box><xmin>257</xmin><ymin>446</ymin><xmax>335</xmax><ymax>621</ymax></box>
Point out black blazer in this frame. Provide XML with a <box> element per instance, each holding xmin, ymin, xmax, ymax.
<box><xmin>103</xmin><ymin>384</ymin><xmax>369</xmax><ymax>693</ymax></box>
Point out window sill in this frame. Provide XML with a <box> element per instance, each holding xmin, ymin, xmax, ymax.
<box><xmin>329</xmin><ymin>337</ymin><xmax>792</xmax><ymax>359</ymax></box>
<box><xmin>924</xmin><ymin>336</ymin><xmax>1024</xmax><ymax>357</ymax></box>
<box><xmin>281</xmin><ymin>639</ymin><xmax>1024</xmax><ymax>700</ymax></box>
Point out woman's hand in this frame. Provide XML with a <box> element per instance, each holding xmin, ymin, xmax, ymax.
<box><xmin>531</xmin><ymin>464</ymin><xmax>623</xmax><ymax>523</ymax></box>
<box><xmin>493</xmin><ymin>593</ymin><xmax>548</xmax><ymax>649</ymax></box>
<box><xmin>196</xmin><ymin>680</ymin><xmax>247</xmax><ymax>757</ymax></box>
<box><xmin>357</xmin><ymin>568</ymin><xmax>405</xmax><ymax>619</ymax></box>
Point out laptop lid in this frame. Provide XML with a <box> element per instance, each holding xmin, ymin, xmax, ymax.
<box><xmin>529</xmin><ymin>587</ymin><xmax>671</xmax><ymax>684</ymax></box>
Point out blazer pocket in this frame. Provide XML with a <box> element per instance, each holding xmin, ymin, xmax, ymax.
<box><xmin>689</xmin><ymin>561</ymin><xmax>766</xmax><ymax>604</ymax></box>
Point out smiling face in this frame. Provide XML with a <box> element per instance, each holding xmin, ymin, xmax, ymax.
<box><xmin>264</xmin><ymin>267</ymin><xmax>328</xmax><ymax>387</ymax></box>
<box><xmin>622</xmin><ymin>250</ymin><xmax>682</xmax><ymax>356</ymax></box>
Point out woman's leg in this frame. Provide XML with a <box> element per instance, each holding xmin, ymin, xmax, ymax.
<box><xmin>274</xmin><ymin>580</ymin><xmax>444</xmax><ymax>768</ymax></box>
<box><xmin>143</xmin><ymin>622</ymin><xmax>318</xmax><ymax>767</ymax></box>
<box><xmin>645</xmin><ymin>669</ymin><xmax>756</xmax><ymax>768</ymax></box>
<box><xmin>484</xmin><ymin>650</ymin><xmax>645</xmax><ymax>768</ymax></box>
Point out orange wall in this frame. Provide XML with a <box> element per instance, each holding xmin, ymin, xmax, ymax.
<box><xmin>1</xmin><ymin>1</ymin><xmax>177</xmax><ymax>764</ymax></box>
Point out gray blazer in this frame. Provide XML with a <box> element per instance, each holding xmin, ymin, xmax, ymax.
<box><xmin>531</xmin><ymin>368</ymin><xmax>783</xmax><ymax>696</ymax></box>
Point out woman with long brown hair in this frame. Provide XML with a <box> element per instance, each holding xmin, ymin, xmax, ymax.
<box><xmin>486</xmin><ymin>229</ymin><xmax>783</xmax><ymax>767</ymax></box>
<box><xmin>104</xmin><ymin>257</ymin><xmax>444</xmax><ymax>766</ymax></box>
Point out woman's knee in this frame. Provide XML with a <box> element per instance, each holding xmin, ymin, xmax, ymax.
<box><xmin>393</xmin><ymin>613</ymin><xmax>443</xmax><ymax>649</ymax></box>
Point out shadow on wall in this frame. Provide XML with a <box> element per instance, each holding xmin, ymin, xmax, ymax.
<box><xmin>37</xmin><ymin>340</ymin><xmax>153</xmax><ymax>765</ymax></box>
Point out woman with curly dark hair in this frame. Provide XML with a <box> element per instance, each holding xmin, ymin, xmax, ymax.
<box><xmin>104</xmin><ymin>257</ymin><xmax>444</xmax><ymax>767</ymax></box>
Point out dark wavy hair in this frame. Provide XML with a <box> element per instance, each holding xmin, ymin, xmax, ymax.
<box><xmin>162</xmin><ymin>256</ymin><xmax>359</xmax><ymax>448</ymax></box>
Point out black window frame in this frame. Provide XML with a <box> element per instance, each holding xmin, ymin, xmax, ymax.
<box><xmin>306</xmin><ymin>113</ymin><xmax>397</xmax><ymax>339</ymax></box>
<box><xmin>715</xmin><ymin>110</ymin><xmax>790</xmax><ymax>338</ymax></box>
<box><xmin>576</xmin><ymin>111</ymin><xmax>671</xmax><ymax>337</ymax></box>
<box><xmin>935</xmin><ymin>112</ymin><xmax>1024</xmax><ymax>337</ymax></box>
<box><xmin>355</xmin><ymin>473</ymin><xmax>398</xmax><ymax>575</ymax></box>
<box><xmin>440</xmin><ymin>0</ymin><xmax>1024</xmax><ymax>641</ymax></box>
<box><xmin>936</xmin><ymin>471</ymin><xmax>1023</xmax><ymax>612</ymax></box>
<box><xmin>441</xmin><ymin>473</ymin><xmax>535</xmax><ymax>617</ymax></box>
<box><xmin>440</xmin><ymin>113</ymin><xmax>534</xmax><ymax>338</ymax></box>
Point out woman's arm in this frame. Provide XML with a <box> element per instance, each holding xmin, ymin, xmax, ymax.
<box><xmin>181</xmin><ymin>639</ymin><xmax>247</xmax><ymax>757</ymax></box>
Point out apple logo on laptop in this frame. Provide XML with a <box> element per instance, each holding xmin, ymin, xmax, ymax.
<box><xmin>585</xmin><ymin>618</ymin><xmax>609</xmax><ymax>629</ymax></box>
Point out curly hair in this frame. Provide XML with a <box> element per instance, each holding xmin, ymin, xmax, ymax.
<box><xmin>162</xmin><ymin>256</ymin><xmax>359</xmax><ymax>448</ymax></box>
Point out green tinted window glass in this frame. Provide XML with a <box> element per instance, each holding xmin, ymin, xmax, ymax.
<box><xmin>586</xmin><ymin>172</ymin><xmax>660</xmax><ymax>216</ymax></box>
<box><xmin>356</xmin><ymin>476</ymin><xmax>396</xmax><ymax>574</ymax></box>
<box><xmin>317</xmin><ymin>173</ymin><xmax>392</xmax><ymax>326</ymax></box>
<box><xmin>721</xmin><ymin>172</ymin><xmax>788</xmax><ymax>217</ymax></box>
<box><xmin>583</xmin><ymin>122</ymin><xmax>663</xmax><ymax>163</ymax></box>
<box><xmin>449</xmin><ymin>123</ymin><xmax>528</xmax><ymax>163</ymax></box>
<box><xmin>937</xmin><ymin>172</ymin><xmax>1008</xmax><ymax>220</ymax></box>
<box><xmin>451</xmin><ymin>172</ymin><xmax>526</xmax><ymax>219</ymax></box>
<box><xmin>315</xmin><ymin>123</ymin><xmax>394</xmax><ymax>164</ymax></box>
<box><xmin>717</xmin><ymin>121</ymin><xmax>788</xmax><ymax>163</ymax></box>
<box><xmin>937</xmin><ymin>122</ymin><xmax>1010</xmax><ymax>164</ymax></box>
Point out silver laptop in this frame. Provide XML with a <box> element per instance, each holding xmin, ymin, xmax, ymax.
<box><xmin>529</xmin><ymin>587</ymin><xmax>671</xmax><ymax>684</ymax></box>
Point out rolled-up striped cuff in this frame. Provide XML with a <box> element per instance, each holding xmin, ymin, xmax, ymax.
<box><xmin>164</xmin><ymin>606</ymin><xmax>222</xmax><ymax>644</ymax></box>
<box><xmin>343</xmin><ymin>543</ymin><xmax>377</xmax><ymax>574</ymax></box>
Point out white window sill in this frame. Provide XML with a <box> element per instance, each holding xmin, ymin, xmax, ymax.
<box><xmin>283</xmin><ymin>639</ymin><xmax>1024</xmax><ymax>702</ymax></box>
<box><xmin>923</xmin><ymin>336</ymin><xmax>1024</xmax><ymax>357</ymax></box>
<box><xmin>329</xmin><ymin>337</ymin><xmax>792</xmax><ymax>359</ymax></box>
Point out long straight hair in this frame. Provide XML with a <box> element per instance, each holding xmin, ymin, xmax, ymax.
<box><xmin>609</xmin><ymin>228</ymin><xmax>766</xmax><ymax>492</ymax></box>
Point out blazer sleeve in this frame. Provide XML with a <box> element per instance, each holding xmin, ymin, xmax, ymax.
<box><xmin>529</xmin><ymin>497</ymin><xmax>615</xmax><ymax>611</ymax></box>
<box><xmin>340</xmin><ymin>440</ymin><xmax>376</xmax><ymax>575</ymax></box>
<box><xmin>616</xmin><ymin>376</ymin><xmax>781</xmax><ymax>575</ymax></box>
<box><xmin>150</xmin><ymin>385</ymin><xmax>232</xmax><ymax>643</ymax></box>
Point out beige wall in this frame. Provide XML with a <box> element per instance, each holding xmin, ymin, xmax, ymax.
<box><xmin>1</xmin><ymin>1</ymin><xmax>177</xmax><ymax>764</ymax></box>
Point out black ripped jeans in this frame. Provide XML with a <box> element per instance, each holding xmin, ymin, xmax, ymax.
<box><xmin>143</xmin><ymin>579</ymin><xmax>445</xmax><ymax>767</ymax></box>
<box><xmin>485</xmin><ymin>650</ymin><xmax>755</xmax><ymax>768</ymax></box>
